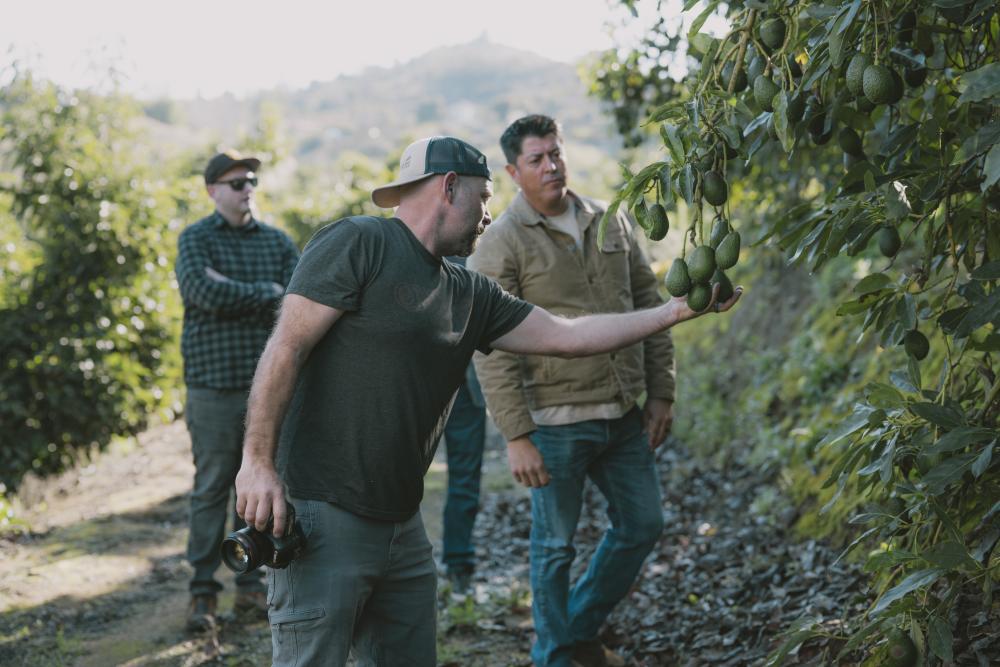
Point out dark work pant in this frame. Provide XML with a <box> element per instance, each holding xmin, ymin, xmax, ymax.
<box><xmin>441</xmin><ymin>367</ymin><xmax>487</xmax><ymax>572</ymax></box>
<box><xmin>185</xmin><ymin>386</ymin><xmax>264</xmax><ymax>595</ymax></box>
<box><xmin>268</xmin><ymin>499</ymin><xmax>438</xmax><ymax>667</ymax></box>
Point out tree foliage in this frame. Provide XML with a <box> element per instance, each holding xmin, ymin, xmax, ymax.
<box><xmin>0</xmin><ymin>75</ymin><xmax>184</xmax><ymax>491</ymax></box>
<box><xmin>591</xmin><ymin>0</ymin><xmax>999</xmax><ymax>661</ymax></box>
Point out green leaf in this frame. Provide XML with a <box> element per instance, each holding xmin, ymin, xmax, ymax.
<box><xmin>971</xmin><ymin>261</ymin><xmax>1000</xmax><ymax>280</ymax></box>
<box><xmin>928</xmin><ymin>616</ymin><xmax>954</xmax><ymax>661</ymax></box>
<box><xmin>907</xmin><ymin>356</ymin><xmax>922</xmax><ymax>390</ymax></box>
<box><xmin>984</xmin><ymin>500</ymin><xmax>1000</xmax><ymax>523</ymax></box>
<box><xmin>773</xmin><ymin>93</ymin><xmax>793</xmax><ymax>153</ymax></box>
<box><xmin>837</xmin><ymin>297</ymin><xmax>878</xmax><ymax>316</ymax></box>
<box><xmin>890</xmin><ymin>46</ymin><xmax>926</xmax><ymax>69</ymax></box>
<box><xmin>864</xmin><ymin>170</ymin><xmax>877</xmax><ymax>192</ymax></box>
<box><xmin>972</xmin><ymin>441</ymin><xmax>994</xmax><ymax>478</ymax></box>
<box><xmin>909</xmin><ymin>402</ymin><xmax>965</xmax><ymax>428</ymax></box>
<box><xmin>890</xmin><ymin>370</ymin><xmax>918</xmax><ymax>393</ymax></box>
<box><xmin>954</xmin><ymin>121</ymin><xmax>1000</xmax><ymax>163</ymax></box>
<box><xmin>939</xmin><ymin>306</ymin><xmax>972</xmax><ymax>334</ymax></box>
<box><xmin>955</xmin><ymin>289</ymin><xmax>1000</xmax><ymax>337</ymax></box>
<box><xmin>857</xmin><ymin>252</ymin><xmax>892</xmax><ymax>279</ymax></box>
<box><xmin>897</xmin><ymin>294</ymin><xmax>917</xmax><ymax>331</ymax></box>
<box><xmin>689</xmin><ymin>33</ymin><xmax>718</xmax><ymax>57</ymax></box>
<box><xmin>661</xmin><ymin>124</ymin><xmax>685</xmax><ymax>165</ymax></box>
<box><xmin>687</xmin><ymin>1</ymin><xmax>720</xmax><ymax>41</ymax></box>
<box><xmin>927</xmin><ymin>427</ymin><xmax>995</xmax><ymax>454</ymax></box>
<box><xmin>836</xmin><ymin>618</ymin><xmax>884</xmax><ymax>658</ymax></box>
<box><xmin>973</xmin><ymin>526</ymin><xmax>1000</xmax><ymax>562</ymax></box>
<box><xmin>840</xmin><ymin>160</ymin><xmax>881</xmax><ymax>191</ymax></box>
<box><xmin>922</xmin><ymin>540</ymin><xmax>976</xmax><ymax>570</ymax></box>
<box><xmin>596</xmin><ymin>201</ymin><xmax>620</xmax><ymax>248</ymax></box>
<box><xmin>957</xmin><ymin>63</ymin><xmax>1000</xmax><ymax>105</ymax></box>
<box><xmin>819</xmin><ymin>405</ymin><xmax>874</xmax><ymax>448</ymax></box>
<box><xmin>719</xmin><ymin>125</ymin><xmax>742</xmax><ymax>149</ymax></box>
<box><xmin>922</xmin><ymin>454</ymin><xmax>976</xmax><ymax>495</ymax></box>
<box><xmin>867</xmin><ymin>382</ymin><xmax>905</xmax><ymax>408</ymax></box>
<box><xmin>764</xmin><ymin>619</ymin><xmax>823</xmax><ymax>667</ymax></box>
<box><xmin>744</xmin><ymin>111</ymin><xmax>772</xmax><ymax>138</ymax></box>
<box><xmin>885</xmin><ymin>183</ymin><xmax>910</xmax><ymax>222</ymax></box>
<box><xmin>806</xmin><ymin>5</ymin><xmax>838</xmax><ymax>19</ymax></box>
<box><xmin>873</xmin><ymin>568</ymin><xmax>944</xmax><ymax>615</ymax></box>
<box><xmin>826</xmin><ymin>0</ymin><xmax>862</xmax><ymax>68</ymax></box>
<box><xmin>828</xmin><ymin>30</ymin><xmax>846</xmax><ymax>70</ymax></box>
<box><xmin>984</xmin><ymin>143</ymin><xmax>1000</xmax><ymax>191</ymax></box>
<box><xmin>880</xmin><ymin>437</ymin><xmax>896</xmax><ymax>483</ymax></box>
<box><xmin>681</xmin><ymin>164</ymin><xmax>695</xmax><ymax>205</ymax></box>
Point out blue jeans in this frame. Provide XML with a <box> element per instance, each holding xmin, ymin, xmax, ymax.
<box><xmin>185</xmin><ymin>387</ymin><xmax>265</xmax><ymax>595</ymax></box>
<box><xmin>441</xmin><ymin>365</ymin><xmax>486</xmax><ymax>572</ymax></box>
<box><xmin>529</xmin><ymin>407</ymin><xmax>664</xmax><ymax>667</ymax></box>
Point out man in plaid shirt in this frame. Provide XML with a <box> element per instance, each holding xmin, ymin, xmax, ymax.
<box><xmin>175</xmin><ymin>150</ymin><xmax>299</xmax><ymax>632</ymax></box>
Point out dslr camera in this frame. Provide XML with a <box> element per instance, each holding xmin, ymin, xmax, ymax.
<box><xmin>221</xmin><ymin>505</ymin><xmax>307</xmax><ymax>573</ymax></box>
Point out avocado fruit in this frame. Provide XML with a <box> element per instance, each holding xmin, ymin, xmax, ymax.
<box><xmin>665</xmin><ymin>258</ymin><xmax>692</xmax><ymax>297</ymax></box>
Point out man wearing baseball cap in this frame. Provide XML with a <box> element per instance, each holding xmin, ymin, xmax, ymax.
<box><xmin>234</xmin><ymin>136</ymin><xmax>741</xmax><ymax>666</ymax></box>
<box><xmin>175</xmin><ymin>149</ymin><xmax>300</xmax><ymax>631</ymax></box>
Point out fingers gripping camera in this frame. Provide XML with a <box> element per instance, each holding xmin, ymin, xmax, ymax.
<box><xmin>221</xmin><ymin>505</ymin><xmax>307</xmax><ymax>573</ymax></box>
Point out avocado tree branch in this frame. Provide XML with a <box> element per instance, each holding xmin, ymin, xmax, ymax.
<box><xmin>728</xmin><ymin>10</ymin><xmax>758</xmax><ymax>95</ymax></box>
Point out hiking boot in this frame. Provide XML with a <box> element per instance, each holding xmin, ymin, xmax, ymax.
<box><xmin>186</xmin><ymin>594</ymin><xmax>218</xmax><ymax>633</ymax></box>
<box><xmin>571</xmin><ymin>639</ymin><xmax>626</xmax><ymax>667</ymax></box>
<box><xmin>445</xmin><ymin>566</ymin><xmax>473</xmax><ymax>594</ymax></box>
<box><xmin>234</xmin><ymin>589</ymin><xmax>268</xmax><ymax>620</ymax></box>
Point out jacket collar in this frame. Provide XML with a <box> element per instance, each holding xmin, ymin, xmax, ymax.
<box><xmin>506</xmin><ymin>190</ymin><xmax>597</xmax><ymax>230</ymax></box>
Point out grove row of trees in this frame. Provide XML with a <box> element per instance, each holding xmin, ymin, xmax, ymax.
<box><xmin>0</xmin><ymin>73</ymin><xmax>390</xmax><ymax>496</ymax></box>
<box><xmin>588</xmin><ymin>0</ymin><xmax>998</xmax><ymax>663</ymax></box>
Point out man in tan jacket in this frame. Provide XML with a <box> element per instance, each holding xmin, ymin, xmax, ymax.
<box><xmin>469</xmin><ymin>115</ymin><xmax>675</xmax><ymax>667</ymax></box>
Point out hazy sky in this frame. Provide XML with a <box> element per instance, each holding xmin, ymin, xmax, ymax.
<box><xmin>3</xmin><ymin>0</ymin><xmax>684</xmax><ymax>99</ymax></box>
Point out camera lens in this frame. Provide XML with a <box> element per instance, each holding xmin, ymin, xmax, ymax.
<box><xmin>222</xmin><ymin>528</ymin><xmax>270</xmax><ymax>573</ymax></box>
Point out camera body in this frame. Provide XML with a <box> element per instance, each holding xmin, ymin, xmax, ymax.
<box><xmin>221</xmin><ymin>505</ymin><xmax>306</xmax><ymax>573</ymax></box>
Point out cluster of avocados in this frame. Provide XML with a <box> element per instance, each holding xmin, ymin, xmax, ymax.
<box><xmin>665</xmin><ymin>217</ymin><xmax>741</xmax><ymax>312</ymax></box>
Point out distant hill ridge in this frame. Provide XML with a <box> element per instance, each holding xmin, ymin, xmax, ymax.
<box><xmin>159</xmin><ymin>37</ymin><xmax>622</xmax><ymax>173</ymax></box>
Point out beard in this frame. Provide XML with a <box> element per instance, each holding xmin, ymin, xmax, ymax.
<box><xmin>452</xmin><ymin>224</ymin><xmax>481</xmax><ymax>257</ymax></box>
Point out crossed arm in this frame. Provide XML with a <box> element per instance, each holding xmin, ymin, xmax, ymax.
<box><xmin>234</xmin><ymin>287</ymin><xmax>742</xmax><ymax>536</ymax></box>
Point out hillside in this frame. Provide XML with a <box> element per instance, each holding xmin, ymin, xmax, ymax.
<box><xmin>149</xmin><ymin>37</ymin><xmax>627</xmax><ymax>192</ymax></box>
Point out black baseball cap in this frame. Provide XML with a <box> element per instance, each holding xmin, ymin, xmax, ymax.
<box><xmin>204</xmin><ymin>150</ymin><xmax>262</xmax><ymax>184</ymax></box>
<box><xmin>371</xmin><ymin>136</ymin><xmax>491</xmax><ymax>208</ymax></box>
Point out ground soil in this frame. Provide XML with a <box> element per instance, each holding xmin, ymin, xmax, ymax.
<box><xmin>5</xmin><ymin>417</ymin><xmax>973</xmax><ymax>666</ymax></box>
<box><xmin>0</xmin><ymin>420</ymin><xmax>534</xmax><ymax>666</ymax></box>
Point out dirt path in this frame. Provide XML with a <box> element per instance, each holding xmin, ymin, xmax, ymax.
<box><xmin>0</xmin><ymin>420</ymin><xmax>532</xmax><ymax>666</ymax></box>
<box><xmin>1</xmin><ymin>419</ymin><xmax>880</xmax><ymax>666</ymax></box>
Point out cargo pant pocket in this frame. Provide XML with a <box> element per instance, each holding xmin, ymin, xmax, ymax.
<box><xmin>270</xmin><ymin>607</ymin><xmax>327</xmax><ymax>667</ymax></box>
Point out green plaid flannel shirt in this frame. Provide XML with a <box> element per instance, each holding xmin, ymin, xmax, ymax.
<box><xmin>176</xmin><ymin>212</ymin><xmax>300</xmax><ymax>389</ymax></box>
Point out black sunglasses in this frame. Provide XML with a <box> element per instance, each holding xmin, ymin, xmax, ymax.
<box><xmin>215</xmin><ymin>176</ymin><xmax>258</xmax><ymax>191</ymax></box>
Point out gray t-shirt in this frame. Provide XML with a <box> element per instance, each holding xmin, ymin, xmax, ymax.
<box><xmin>278</xmin><ymin>216</ymin><xmax>533</xmax><ymax>521</ymax></box>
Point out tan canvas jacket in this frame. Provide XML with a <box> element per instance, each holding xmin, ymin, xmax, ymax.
<box><xmin>469</xmin><ymin>190</ymin><xmax>676</xmax><ymax>441</ymax></box>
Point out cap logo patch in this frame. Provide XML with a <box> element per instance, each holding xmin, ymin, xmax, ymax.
<box><xmin>401</xmin><ymin>155</ymin><xmax>412</xmax><ymax>169</ymax></box>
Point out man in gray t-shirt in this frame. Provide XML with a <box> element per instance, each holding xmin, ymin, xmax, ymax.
<box><xmin>234</xmin><ymin>136</ymin><xmax>741</xmax><ymax>667</ymax></box>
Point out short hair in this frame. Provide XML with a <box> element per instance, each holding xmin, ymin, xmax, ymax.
<box><xmin>500</xmin><ymin>115</ymin><xmax>562</xmax><ymax>165</ymax></box>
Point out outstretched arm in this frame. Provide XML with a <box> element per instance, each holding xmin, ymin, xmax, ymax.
<box><xmin>492</xmin><ymin>287</ymin><xmax>743</xmax><ymax>357</ymax></box>
<box><xmin>235</xmin><ymin>294</ymin><xmax>343</xmax><ymax>537</ymax></box>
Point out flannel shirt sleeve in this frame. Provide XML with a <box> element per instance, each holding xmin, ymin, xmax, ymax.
<box><xmin>175</xmin><ymin>225</ymin><xmax>281</xmax><ymax>316</ymax></box>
